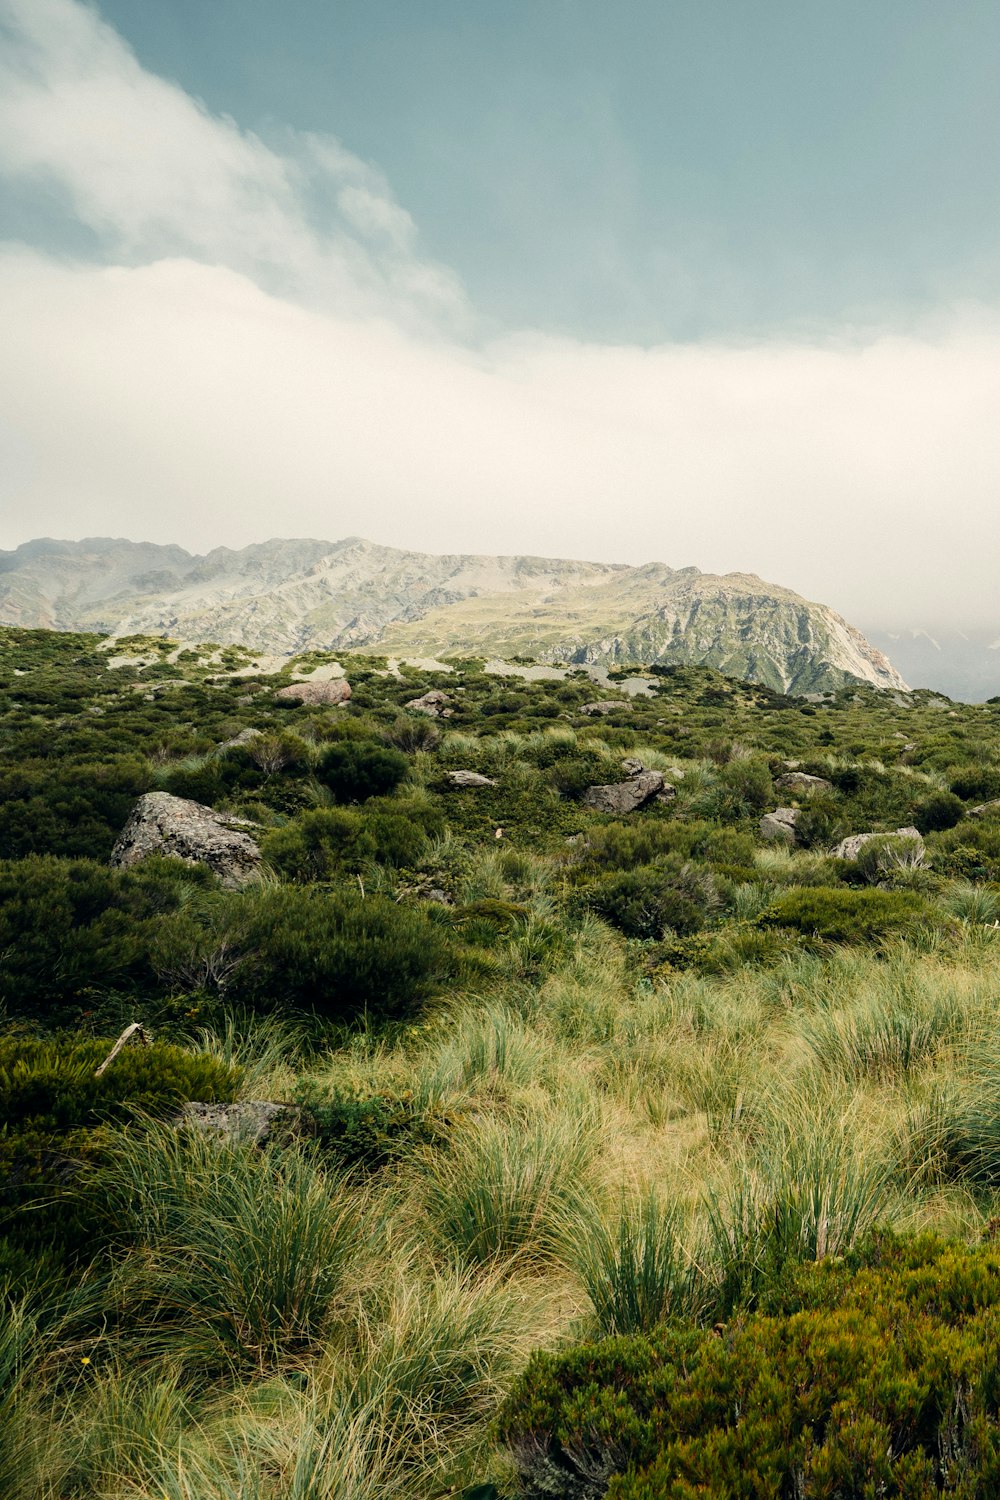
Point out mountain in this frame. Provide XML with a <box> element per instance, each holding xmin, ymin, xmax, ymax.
<box><xmin>861</xmin><ymin>626</ymin><xmax>1000</xmax><ymax>704</ymax></box>
<box><xmin>0</xmin><ymin>535</ymin><xmax>907</xmax><ymax>695</ymax></box>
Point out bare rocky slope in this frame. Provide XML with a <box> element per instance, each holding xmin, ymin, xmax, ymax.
<box><xmin>0</xmin><ymin>535</ymin><xmax>906</xmax><ymax>694</ymax></box>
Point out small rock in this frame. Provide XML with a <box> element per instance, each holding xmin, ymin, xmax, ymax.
<box><xmin>405</xmin><ymin>690</ymin><xmax>452</xmax><ymax>717</ymax></box>
<box><xmin>275</xmin><ymin>679</ymin><xmax>351</xmax><ymax>706</ymax></box>
<box><xmin>111</xmin><ymin>791</ymin><xmax>262</xmax><ymax>889</ymax></box>
<box><xmin>968</xmin><ymin>800</ymin><xmax>1000</xmax><ymax>819</ymax></box>
<box><xmin>218</xmin><ymin>726</ymin><xmax>263</xmax><ymax>752</ymax></box>
<box><xmin>621</xmin><ymin>757</ymin><xmax>645</xmax><ymax>776</ymax></box>
<box><xmin>583</xmin><ymin>769</ymin><xmax>666</xmax><ymax>814</ymax></box>
<box><xmin>581</xmin><ymin>700</ymin><xmax>626</xmax><ymax>716</ymax></box>
<box><xmin>446</xmin><ymin>770</ymin><xmax>496</xmax><ymax>788</ymax></box>
<box><xmin>831</xmin><ymin>827</ymin><xmax>926</xmax><ymax>864</ymax></box>
<box><xmin>176</xmin><ymin>1101</ymin><xmax>301</xmax><ymax>1146</ymax></box>
<box><xmin>760</xmin><ymin>808</ymin><xmax>800</xmax><ymax>843</ymax></box>
<box><xmin>774</xmin><ymin>772</ymin><xmax>833</xmax><ymax>795</ymax></box>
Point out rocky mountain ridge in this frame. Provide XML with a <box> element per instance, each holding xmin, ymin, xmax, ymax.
<box><xmin>0</xmin><ymin>535</ymin><xmax>907</xmax><ymax>695</ymax></box>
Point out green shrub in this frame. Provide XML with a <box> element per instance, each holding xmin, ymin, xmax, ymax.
<box><xmin>548</xmin><ymin>750</ymin><xmax>623</xmax><ymax>800</ymax></box>
<box><xmin>762</xmin><ymin>886</ymin><xmax>928</xmax><ymax>944</ymax></box>
<box><xmin>584</xmin><ymin>861</ymin><xmax>717</xmax><ymax>939</ymax></box>
<box><xmin>316</xmin><ymin>741</ymin><xmax>409</xmax><ymax>803</ymax></box>
<box><xmin>0</xmin><ymin>1034</ymin><xmax>240</xmax><ymax>1266</ymax></box>
<box><xmin>951</xmin><ymin>766</ymin><xmax>1000</xmax><ymax>801</ymax></box>
<box><xmin>236</xmin><ymin>885</ymin><xmax>454</xmax><ymax>1022</ymax></box>
<box><xmin>913</xmin><ymin>789</ymin><xmax>966</xmax><ymax>833</ymax></box>
<box><xmin>498</xmin><ymin>1235</ymin><xmax>1000</xmax><ymax>1500</ymax></box>
<box><xmin>295</xmin><ymin>1078</ymin><xmax>453</xmax><ymax>1171</ymax></box>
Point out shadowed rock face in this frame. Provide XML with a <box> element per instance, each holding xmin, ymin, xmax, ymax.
<box><xmin>110</xmin><ymin>791</ymin><xmax>262</xmax><ymax>888</ymax></box>
<box><xmin>582</xmin><ymin>769</ymin><xmax>670</xmax><ymax>814</ymax></box>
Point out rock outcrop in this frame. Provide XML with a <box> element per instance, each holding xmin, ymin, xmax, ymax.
<box><xmin>582</xmin><ymin>768</ymin><xmax>671</xmax><ymax>814</ymax></box>
<box><xmin>760</xmin><ymin>808</ymin><xmax>800</xmax><ymax>843</ymax></box>
<box><xmin>274</xmin><ymin>678</ymin><xmax>351</xmax><ymax>706</ymax></box>
<box><xmin>831</xmin><ymin>827</ymin><xmax>926</xmax><ymax>865</ymax></box>
<box><xmin>405</xmin><ymin>690</ymin><xmax>452</xmax><ymax>717</ymax></box>
<box><xmin>581</xmin><ymin>700</ymin><xmax>627</xmax><ymax>716</ymax></box>
<box><xmin>176</xmin><ymin>1101</ymin><xmax>302</xmax><ymax>1145</ymax></box>
<box><xmin>446</xmin><ymin>770</ymin><xmax>496</xmax><ymax>788</ymax></box>
<box><xmin>110</xmin><ymin>792</ymin><xmax>262</xmax><ymax>888</ymax></box>
<box><xmin>774</xmin><ymin>772</ymin><xmax>833</xmax><ymax>795</ymax></box>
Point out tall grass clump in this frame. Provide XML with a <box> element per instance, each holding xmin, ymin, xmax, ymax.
<box><xmin>706</xmin><ymin>1109</ymin><xmax>892</xmax><ymax>1314</ymax></box>
<box><xmin>422</xmin><ymin>1114</ymin><xmax>596</xmax><ymax>1272</ymax></box>
<box><xmin>575</xmin><ymin>1190</ymin><xmax>705</xmax><ymax>1335</ymax></box>
<box><xmin>97</xmin><ymin>1124</ymin><xmax>370</xmax><ymax>1372</ymax></box>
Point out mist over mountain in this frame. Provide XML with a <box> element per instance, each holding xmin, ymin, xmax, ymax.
<box><xmin>862</xmin><ymin>627</ymin><xmax>1000</xmax><ymax>704</ymax></box>
<box><xmin>0</xmin><ymin>535</ymin><xmax>907</xmax><ymax>697</ymax></box>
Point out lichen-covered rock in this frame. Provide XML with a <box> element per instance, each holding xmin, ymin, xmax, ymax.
<box><xmin>581</xmin><ymin>700</ymin><xmax>626</xmax><ymax>716</ymax></box>
<box><xmin>274</xmin><ymin>678</ymin><xmax>351</xmax><ymax>706</ymax></box>
<box><xmin>176</xmin><ymin>1100</ymin><xmax>302</xmax><ymax>1145</ymax></box>
<box><xmin>774</xmin><ymin>772</ymin><xmax>833</xmax><ymax>795</ymax></box>
<box><xmin>446</xmin><ymin>770</ymin><xmax>496</xmax><ymax>788</ymax></box>
<box><xmin>110</xmin><ymin>791</ymin><xmax>262</xmax><ymax>888</ymax></box>
<box><xmin>405</xmin><ymin>690</ymin><xmax>452</xmax><ymax>717</ymax></box>
<box><xmin>761</xmin><ymin>807</ymin><xmax>800</xmax><ymax>843</ymax></box>
<box><xmin>582</xmin><ymin>769</ymin><xmax>667</xmax><ymax>814</ymax></box>
<box><xmin>831</xmin><ymin>827</ymin><xmax>925</xmax><ymax>863</ymax></box>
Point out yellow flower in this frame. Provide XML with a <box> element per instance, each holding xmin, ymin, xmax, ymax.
<box><xmin>80</xmin><ymin>1356</ymin><xmax>91</xmax><ymax>1366</ymax></box>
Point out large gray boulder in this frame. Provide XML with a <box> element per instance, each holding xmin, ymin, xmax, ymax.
<box><xmin>760</xmin><ymin>807</ymin><xmax>800</xmax><ymax>843</ymax></box>
<box><xmin>111</xmin><ymin>792</ymin><xmax>262</xmax><ymax>889</ymax></box>
<box><xmin>274</xmin><ymin>678</ymin><xmax>351</xmax><ymax>706</ymax></box>
<box><xmin>405</xmin><ymin>690</ymin><xmax>452</xmax><ymax>717</ymax></box>
<box><xmin>176</xmin><ymin>1101</ymin><xmax>302</xmax><ymax>1146</ymax></box>
<box><xmin>774</xmin><ymin>771</ymin><xmax>833</xmax><ymax>795</ymax></box>
<box><xmin>446</xmin><ymin>770</ymin><xmax>496</xmax><ymax>788</ymax></box>
<box><xmin>582</xmin><ymin>769</ymin><xmax>670</xmax><ymax>814</ymax></box>
<box><xmin>831</xmin><ymin>827</ymin><xmax>926</xmax><ymax>865</ymax></box>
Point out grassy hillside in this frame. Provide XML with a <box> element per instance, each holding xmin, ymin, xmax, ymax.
<box><xmin>2</xmin><ymin>625</ymin><xmax>1000</xmax><ymax>1497</ymax></box>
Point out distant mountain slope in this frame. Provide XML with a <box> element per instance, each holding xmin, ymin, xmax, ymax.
<box><xmin>862</xmin><ymin>626</ymin><xmax>1000</xmax><ymax>703</ymax></box>
<box><xmin>0</xmin><ymin>535</ymin><xmax>907</xmax><ymax>694</ymax></box>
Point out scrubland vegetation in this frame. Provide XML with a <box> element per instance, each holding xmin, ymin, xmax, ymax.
<box><xmin>4</xmin><ymin>626</ymin><xmax>1000</xmax><ymax>1495</ymax></box>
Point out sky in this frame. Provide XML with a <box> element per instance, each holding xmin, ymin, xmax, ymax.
<box><xmin>0</xmin><ymin>0</ymin><xmax>999</xmax><ymax>631</ymax></box>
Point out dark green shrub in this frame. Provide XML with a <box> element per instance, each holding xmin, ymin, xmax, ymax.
<box><xmin>237</xmin><ymin>886</ymin><xmax>454</xmax><ymax>1021</ymax></box>
<box><xmin>761</xmin><ymin>886</ymin><xmax>928</xmax><ymax>944</ymax></box>
<box><xmin>585</xmin><ymin>861</ymin><xmax>717</xmax><ymax>939</ymax></box>
<box><xmin>951</xmin><ymin>767</ymin><xmax>1000</xmax><ymax>801</ymax></box>
<box><xmin>262</xmin><ymin>809</ymin><xmax>377</xmax><ymax>881</ymax></box>
<box><xmin>913</xmin><ymin>789</ymin><xmax>966</xmax><ymax>833</ymax></box>
<box><xmin>548</xmin><ymin>750</ymin><xmax>624</xmax><ymax>800</ymax></box>
<box><xmin>0</xmin><ymin>1034</ymin><xmax>240</xmax><ymax>1265</ymax></box>
<box><xmin>497</xmin><ymin>1235</ymin><xmax>1000</xmax><ymax>1500</ymax></box>
<box><xmin>295</xmin><ymin>1078</ymin><xmax>452</xmax><ymax>1171</ymax></box>
<box><xmin>0</xmin><ymin>855</ymin><xmax>205</xmax><ymax>1021</ymax></box>
<box><xmin>316</xmin><ymin>741</ymin><xmax>409</xmax><ymax>803</ymax></box>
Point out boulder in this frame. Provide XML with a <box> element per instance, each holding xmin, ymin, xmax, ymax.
<box><xmin>217</xmin><ymin>726</ymin><xmax>263</xmax><ymax>753</ymax></box>
<box><xmin>760</xmin><ymin>808</ymin><xmax>800</xmax><ymax>843</ymax></box>
<box><xmin>446</xmin><ymin>770</ymin><xmax>496</xmax><ymax>788</ymax></box>
<box><xmin>582</xmin><ymin>769</ymin><xmax>669</xmax><ymax>815</ymax></box>
<box><xmin>274</xmin><ymin>679</ymin><xmax>351</xmax><ymax>707</ymax></box>
<box><xmin>774</xmin><ymin>772</ymin><xmax>833</xmax><ymax>795</ymax></box>
<box><xmin>968</xmin><ymin>800</ymin><xmax>1000</xmax><ymax>819</ymax></box>
<box><xmin>580</xmin><ymin>700</ymin><xmax>626</xmax><ymax>716</ymax></box>
<box><xmin>405</xmin><ymin>690</ymin><xmax>452</xmax><ymax>717</ymax></box>
<box><xmin>176</xmin><ymin>1101</ymin><xmax>302</xmax><ymax>1146</ymax></box>
<box><xmin>110</xmin><ymin>791</ymin><xmax>262</xmax><ymax>889</ymax></box>
<box><xmin>831</xmin><ymin>827</ymin><xmax>926</xmax><ymax>864</ymax></box>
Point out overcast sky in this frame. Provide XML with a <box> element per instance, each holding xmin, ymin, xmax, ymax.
<box><xmin>1</xmin><ymin>0</ymin><xmax>999</xmax><ymax>630</ymax></box>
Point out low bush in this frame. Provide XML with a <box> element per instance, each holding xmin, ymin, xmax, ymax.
<box><xmin>497</xmin><ymin>1235</ymin><xmax>1000</xmax><ymax>1500</ymax></box>
<box><xmin>913</xmin><ymin>789</ymin><xmax>966</xmax><ymax>833</ymax></box>
<box><xmin>761</xmin><ymin>886</ymin><xmax>929</xmax><ymax>944</ymax></box>
<box><xmin>316</xmin><ymin>741</ymin><xmax>409</xmax><ymax>803</ymax></box>
<box><xmin>295</xmin><ymin>1078</ymin><xmax>453</xmax><ymax>1171</ymax></box>
<box><xmin>583</xmin><ymin>861</ymin><xmax>717</xmax><ymax>939</ymax></box>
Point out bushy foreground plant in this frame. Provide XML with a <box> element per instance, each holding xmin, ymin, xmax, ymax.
<box><xmin>762</xmin><ymin>885</ymin><xmax>930</xmax><ymax>944</ymax></box>
<box><xmin>497</xmin><ymin>1234</ymin><xmax>1000</xmax><ymax>1500</ymax></box>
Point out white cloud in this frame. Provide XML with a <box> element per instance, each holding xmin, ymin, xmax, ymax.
<box><xmin>0</xmin><ymin>0</ymin><xmax>469</xmax><ymax>328</ymax></box>
<box><xmin>0</xmin><ymin>0</ymin><xmax>998</xmax><ymax>632</ymax></box>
